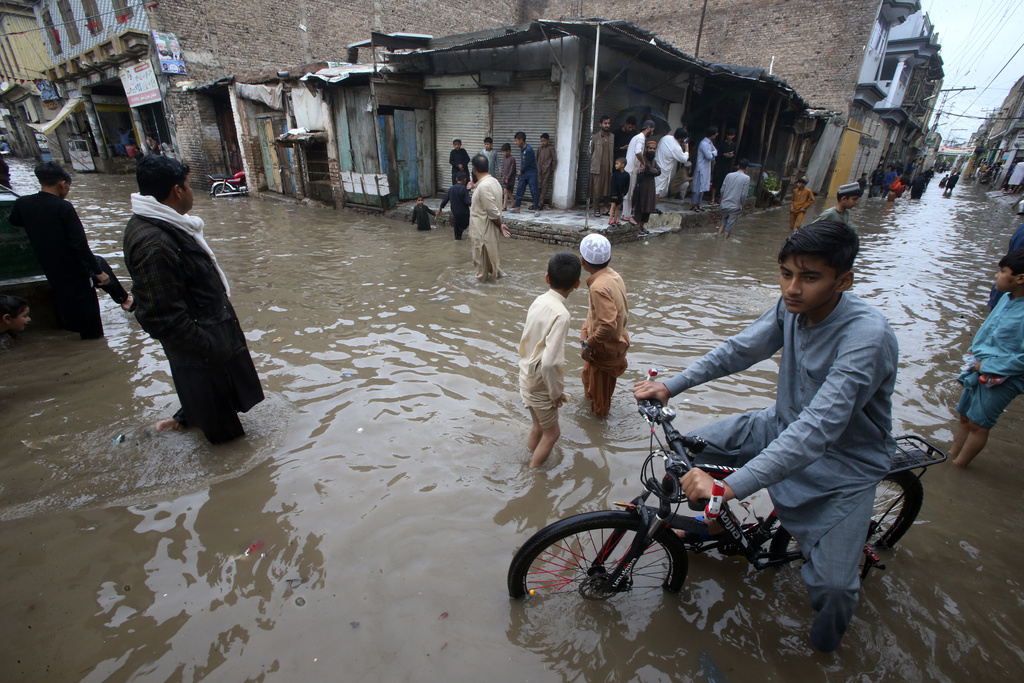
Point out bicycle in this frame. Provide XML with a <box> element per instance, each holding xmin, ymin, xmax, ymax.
<box><xmin>507</xmin><ymin>399</ymin><xmax>945</xmax><ymax>600</ymax></box>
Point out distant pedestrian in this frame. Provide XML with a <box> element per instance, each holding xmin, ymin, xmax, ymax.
<box><xmin>624</xmin><ymin>119</ymin><xmax>655</xmax><ymax>224</ymax></box>
<box><xmin>655</xmin><ymin>127</ymin><xmax>690</xmax><ymax>199</ymax></box>
<box><xmin>691</xmin><ymin>126</ymin><xmax>718</xmax><ymax>211</ymax></box>
<box><xmin>950</xmin><ymin>248</ymin><xmax>1024</xmax><ymax>468</ymax></box>
<box><xmin>886</xmin><ymin>175</ymin><xmax>906</xmax><ymax>202</ymax></box>
<box><xmin>789</xmin><ymin>176</ymin><xmax>815</xmax><ymax>231</ymax></box>
<box><xmin>500</xmin><ymin>143</ymin><xmax>516</xmax><ymax>211</ymax></box>
<box><xmin>608</xmin><ymin>157</ymin><xmax>629</xmax><ymax>226</ymax></box>
<box><xmin>579</xmin><ymin>234</ymin><xmax>630</xmax><ymax>419</ymax></box>
<box><xmin>813</xmin><ymin>182</ymin><xmax>862</xmax><ymax>226</ymax></box>
<box><xmin>468</xmin><ymin>154</ymin><xmax>510</xmax><ymax>282</ymax></box>
<box><xmin>710</xmin><ymin>128</ymin><xmax>737</xmax><ymax>204</ymax></box>
<box><xmin>589</xmin><ymin>115</ymin><xmax>614</xmax><ymax>217</ymax></box>
<box><xmin>881</xmin><ymin>165</ymin><xmax>897</xmax><ymax>199</ymax></box>
<box><xmin>633</xmin><ymin>138</ymin><xmax>662</xmax><ymax>235</ymax></box>
<box><xmin>717</xmin><ymin>158</ymin><xmax>751</xmax><ymax>239</ymax></box>
<box><xmin>0</xmin><ymin>155</ymin><xmax>10</xmax><ymax>188</ymax></box>
<box><xmin>943</xmin><ymin>171</ymin><xmax>960</xmax><ymax>197</ymax></box>
<box><xmin>536</xmin><ymin>133</ymin><xmax>557</xmax><ymax>210</ymax></box>
<box><xmin>437</xmin><ymin>172</ymin><xmax>471</xmax><ymax>240</ymax></box>
<box><xmin>869</xmin><ymin>163</ymin><xmax>885</xmax><ymax>198</ymax></box>
<box><xmin>518</xmin><ymin>251</ymin><xmax>581</xmax><ymax>468</ymax></box>
<box><xmin>9</xmin><ymin>162</ymin><xmax>128</xmax><ymax>339</ymax></box>
<box><xmin>857</xmin><ymin>173</ymin><xmax>868</xmax><ymax>194</ymax></box>
<box><xmin>910</xmin><ymin>175</ymin><xmax>927</xmax><ymax>199</ymax></box>
<box><xmin>448</xmin><ymin>138</ymin><xmax>470</xmax><ymax>186</ymax></box>
<box><xmin>124</xmin><ymin>155</ymin><xmax>264</xmax><ymax>444</ymax></box>
<box><xmin>410</xmin><ymin>195</ymin><xmax>434</xmax><ymax>231</ymax></box>
<box><xmin>513</xmin><ymin>132</ymin><xmax>540</xmax><ymax>213</ymax></box>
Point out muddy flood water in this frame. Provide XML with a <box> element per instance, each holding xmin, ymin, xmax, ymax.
<box><xmin>2</xmin><ymin>159</ymin><xmax>1023</xmax><ymax>682</ymax></box>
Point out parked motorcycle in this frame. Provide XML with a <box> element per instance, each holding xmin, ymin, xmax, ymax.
<box><xmin>209</xmin><ymin>171</ymin><xmax>248</xmax><ymax>197</ymax></box>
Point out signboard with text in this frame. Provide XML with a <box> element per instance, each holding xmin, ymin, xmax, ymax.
<box><xmin>119</xmin><ymin>62</ymin><xmax>161</xmax><ymax>107</ymax></box>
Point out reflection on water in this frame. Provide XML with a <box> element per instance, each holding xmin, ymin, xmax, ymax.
<box><xmin>1</xmin><ymin>159</ymin><xmax>1022</xmax><ymax>680</ymax></box>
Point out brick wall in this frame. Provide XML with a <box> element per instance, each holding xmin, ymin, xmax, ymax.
<box><xmin>522</xmin><ymin>0</ymin><xmax>881</xmax><ymax>114</ymax></box>
<box><xmin>144</xmin><ymin>0</ymin><xmax>523</xmax><ymax>187</ymax></box>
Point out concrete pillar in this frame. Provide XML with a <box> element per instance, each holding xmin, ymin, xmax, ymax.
<box><xmin>883</xmin><ymin>57</ymin><xmax>907</xmax><ymax>108</ymax></box>
<box><xmin>81</xmin><ymin>94</ymin><xmax>108</xmax><ymax>159</ymax></box>
<box><xmin>227</xmin><ymin>85</ymin><xmax>252</xmax><ymax>189</ymax></box>
<box><xmin>553</xmin><ymin>36</ymin><xmax>582</xmax><ymax>210</ymax></box>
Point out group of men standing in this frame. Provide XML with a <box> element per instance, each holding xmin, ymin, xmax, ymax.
<box><xmin>589</xmin><ymin>117</ymin><xmax>745</xmax><ymax>220</ymax></box>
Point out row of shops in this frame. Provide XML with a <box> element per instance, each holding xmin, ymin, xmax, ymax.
<box><xmin>197</xmin><ymin>21</ymin><xmax>834</xmax><ymax>211</ymax></box>
<box><xmin>5</xmin><ymin>17</ymin><xmax>848</xmax><ymax>210</ymax></box>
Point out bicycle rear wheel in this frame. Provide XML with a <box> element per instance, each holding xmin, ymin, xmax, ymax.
<box><xmin>869</xmin><ymin>470</ymin><xmax>923</xmax><ymax>548</ymax></box>
<box><xmin>767</xmin><ymin>471</ymin><xmax>925</xmax><ymax>556</ymax></box>
<box><xmin>507</xmin><ymin>510</ymin><xmax>688</xmax><ymax>600</ymax></box>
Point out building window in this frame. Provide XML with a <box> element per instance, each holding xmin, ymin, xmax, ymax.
<box><xmin>870</xmin><ymin>16</ymin><xmax>889</xmax><ymax>54</ymax></box>
<box><xmin>56</xmin><ymin>0</ymin><xmax>81</xmax><ymax>46</ymax></box>
<box><xmin>82</xmin><ymin>0</ymin><xmax>103</xmax><ymax>35</ymax></box>
<box><xmin>40</xmin><ymin>7</ymin><xmax>61</xmax><ymax>54</ymax></box>
<box><xmin>112</xmin><ymin>0</ymin><xmax>134</xmax><ymax>24</ymax></box>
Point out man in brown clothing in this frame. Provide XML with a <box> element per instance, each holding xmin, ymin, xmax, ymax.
<box><xmin>536</xmin><ymin>133</ymin><xmax>557</xmax><ymax>210</ymax></box>
<box><xmin>589</xmin><ymin>115</ymin><xmax>614</xmax><ymax>217</ymax></box>
<box><xmin>578</xmin><ymin>234</ymin><xmax>630</xmax><ymax>418</ymax></box>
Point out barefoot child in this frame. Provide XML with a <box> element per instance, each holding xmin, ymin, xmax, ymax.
<box><xmin>519</xmin><ymin>251</ymin><xmax>581</xmax><ymax>468</ymax></box>
<box><xmin>608</xmin><ymin>158</ymin><xmax>629</xmax><ymax>225</ymax></box>
<box><xmin>950</xmin><ymin>248</ymin><xmax>1024</xmax><ymax>467</ymax></box>
<box><xmin>789</xmin><ymin>176</ymin><xmax>814</xmax><ymax>231</ymax></box>
<box><xmin>501</xmin><ymin>143</ymin><xmax>516</xmax><ymax>211</ymax></box>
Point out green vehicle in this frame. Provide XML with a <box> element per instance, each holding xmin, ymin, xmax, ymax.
<box><xmin>0</xmin><ymin>187</ymin><xmax>45</xmax><ymax>286</ymax></box>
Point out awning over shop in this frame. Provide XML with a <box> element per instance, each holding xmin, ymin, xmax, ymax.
<box><xmin>276</xmin><ymin>127</ymin><xmax>327</xmax><ymax>146</ymax></box>
<box><xmin>300</xmin><ymin>64</ymin><xmax>380</xmax><ymax>84</ymax></box>
<box><xmin>27</xmin><ymin>98</ymin><xmax>83</xmax><ymax>135</ymax></box>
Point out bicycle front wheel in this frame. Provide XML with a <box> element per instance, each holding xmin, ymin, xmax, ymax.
<box><xmin>507</xmin><ymin>510</ymin><xmax>688</xmax><ymax>600</ymax></box>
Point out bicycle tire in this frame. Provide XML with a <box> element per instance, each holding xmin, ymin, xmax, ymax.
<box><xmin>767</xmin><ymin>471</ymin><xmax>925</xmax><ymax>557</ymax></box>
<box><xmin>868</xmin><ymin>470</ymin><xmax>923</xmax><ymax>548</ymax></box>
<box><xmin>507</xmin><ymin>510</ymin><xmax>688</xmax><ymax>600</ymax></box>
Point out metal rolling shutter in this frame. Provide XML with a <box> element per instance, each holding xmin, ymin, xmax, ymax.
<box><xmin>492</xmin><ymin>77</ymin><xmax>559</xmax><ymax>206</ymax></box>
<box><xmin>434</xmin><ymin>90</ymin><xmax>490</xmax><ymax>194</ymax></box>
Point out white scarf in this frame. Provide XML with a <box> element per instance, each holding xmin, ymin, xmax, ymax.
<box><xmin>131</xmin><ymin>192</ymin><xmax>231</xmax><ymax>296</ymax></box>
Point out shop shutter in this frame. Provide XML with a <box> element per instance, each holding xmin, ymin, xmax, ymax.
<box><xmin>434</xmin><ymin>90</ymin><xmax>490</xmax><ymax>194</ymax></box>
<box><xmin>492</xmin><ymin>77</ymin><xmax>559</xmax><ymax>206</ymax></box>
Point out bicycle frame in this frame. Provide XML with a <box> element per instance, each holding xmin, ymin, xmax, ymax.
<box><xmin>557</xmin><ymin>401</ymin><xmax>946</xmax><ymax>596</ymax></box>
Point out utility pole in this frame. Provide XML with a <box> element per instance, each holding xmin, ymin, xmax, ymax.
<box><xmin>694</xmin><ymin>0</ymin><xmax>709</xmax><ymax>59</ymax></box>
<box><xmin>931</xmin><ymin>86</ymin><xmax>976</xmax><ymax>133</ymax></box>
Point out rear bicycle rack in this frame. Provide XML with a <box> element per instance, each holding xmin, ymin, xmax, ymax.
<box><xmin>890</xmin><ymin>435</ymin><xmax>946</xmax><ymax>474</ymax></box>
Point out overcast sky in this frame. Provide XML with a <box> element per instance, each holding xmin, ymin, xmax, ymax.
<box><xmin>923</xmin><ymin>0</ymin><xmax>1024</xmax><ymax>144</ymax></box>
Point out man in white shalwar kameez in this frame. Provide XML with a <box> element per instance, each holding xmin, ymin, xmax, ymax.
<box><xmin>691</xmin><ymin>126</ymin><xmax>718</xmax><ymax>210</ymax></box>
<box><xmin>655</xmin><ymin>128</ymin><xmax>691</xmax><ymax>199</ymax></box>
<box><xmin>467</xmin><ymin>154</ymin><xmax>510</xmax><ymax>282</ymax></box>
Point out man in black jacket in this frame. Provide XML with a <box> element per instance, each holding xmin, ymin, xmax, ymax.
<box><xmin>123</xmin><ymin>156</ymin><xmax>263</xmax><ymax>444</ymax></box>
<box><xmin>9</xmin><ymin>162</ymin><xmax>114</xmax><ymax>339</ymax></box>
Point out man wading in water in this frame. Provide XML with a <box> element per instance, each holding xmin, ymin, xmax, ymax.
<box><xmin>124</xmin><ymin>156</ymin><xmax>264</xmax><ymax>444</ymax></box>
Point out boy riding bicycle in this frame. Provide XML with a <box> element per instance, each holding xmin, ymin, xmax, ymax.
<box><xmin>633</xmin><ymin>220</ymin><xmax>898</xmax><ymax>653</ymax></box>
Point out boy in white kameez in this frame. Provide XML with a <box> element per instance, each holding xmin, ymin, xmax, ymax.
<box><xmin>519</xmin><ymin>252</ymin><xmax>582</xmax><ymax>468</ymax></box>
